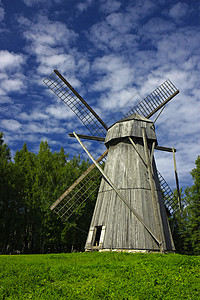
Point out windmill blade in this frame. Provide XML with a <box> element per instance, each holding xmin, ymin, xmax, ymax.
<box><xmin>122</xmin><ymin>80</ymin><xmax>179</xmax><ymax>120</ymax></box>
<box><xmin>157</xmin><ymin>170</ymin><xmax>178</xmax><ymax>215</ymax></box>
<box><xmin>43</xmin><ymin>70</ymin><xmax>108</xmax><ymax>138</ymax></box>
<box><xmin>51</xmin><ymin>150</ymin><xmax>108</xmax><ymax>222</ymax></box>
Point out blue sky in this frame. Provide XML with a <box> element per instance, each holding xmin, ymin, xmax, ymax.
<box><xmin>0</xmin><ymin>0</ymin><xmax>199</xmax><ymax>190</ymax></box>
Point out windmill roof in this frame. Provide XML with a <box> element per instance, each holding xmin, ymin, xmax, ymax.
<box><xmin>116</xmin><ymin>112</ymin><xmax>153</xmax><ymax>124</ymax></box>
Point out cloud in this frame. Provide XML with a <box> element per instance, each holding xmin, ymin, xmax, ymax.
<box><xmin>0</xmin><ymin>0</ymin><xmax>5</xmax><ymax>22</ymax></box>
<box><xmin>0</xmin><ymin>50</ymin><xmax>25</xmax><ymax>71</ymax></box>
<box><xmin>0</xmin><ymin>72</ymin><xmax>26</xmax><ymax>95</ymax></box>
<box><xmin>142</xmin><ymin>17</ymin><xmax>175</xmax><ymax>37</ymax></box>
<box><xmin>99</xmin><ymin>0</ymin><xmax>121</xmax><ymax>13</ymax></box>
<box><xmin>169</xmin><ymin>2</ymin><xmax>189</xmax><ymax>20</ymax></box>
<box><xmin>92</xmin><ymin>55</ymin><xmax>135</xmax><ymax>90</ymax></box>
<box><xmin>23</xmin><ymin>0</ymin><xmax>61</xmax><ymax>7</ymax></box>
<box><xmin>19</xmin><ymin>111</ymin><xmax>49</xmax><ymax>121</ymax></box>
<box><xmin>76</xmin><ymin>0</ymin><xmax>93</xmax><ymax>13</ymax></box>
<box><xmin>1</xmin><ymin>119</ymin><xmax>22</xmax><ymax>131</ymax></box>
<box><xmin>46</xmin><ymin>103</ymin><xmax>75</xmax><ymax>119</ymax></box>
<box><xmin>18</xmin><ymin>15</ymin><xmax>78</xmax><ymax>48</ymax></box>
<box><xmin>17</xmin><ymin>15</ymin><xmax>82</xmax><ymax>76</ymax></box>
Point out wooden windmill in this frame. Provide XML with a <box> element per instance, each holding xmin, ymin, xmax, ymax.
<box><xmin>43</xmin><ymin>70</ymin><xmax>180</xmax><ymax>253</ymax></box>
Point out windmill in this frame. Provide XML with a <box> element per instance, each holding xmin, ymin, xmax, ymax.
<box><xmin>43</xmin><ymin>70</ymin><xmax>180</xmax><ymax>253</ymax></box>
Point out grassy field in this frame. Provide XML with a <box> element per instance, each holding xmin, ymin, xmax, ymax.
<box><xmin>0</xmin><ymin>252</ymin><xmax>200</xmax><ymax>299</ymax></box>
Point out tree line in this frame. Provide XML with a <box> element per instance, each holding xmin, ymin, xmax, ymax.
<box><xmin>0</xmin><ymin>132</ymin><xmax>200</xmax><ymax>255</ymax></box>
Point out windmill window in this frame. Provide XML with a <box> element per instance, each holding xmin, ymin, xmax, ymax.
<box><xmin>93</xmin><ymin>226</ymin><xmax>102</xmax><ymax>246</ymax></box>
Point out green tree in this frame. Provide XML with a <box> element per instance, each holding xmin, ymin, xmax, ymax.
<box><xmin>0</xmin><ymin>133</ymin><xmax>23</xmax><ymax>253</ymax></box>
<box><xmin>14</xmin><ymin>143</ymin><xmax>37</xmax><ymax>253</ymax></box>
<box><xmin>0</xmin><ymin>135</ymin><xmax>100</xmax><ymax>254</ymax></box>
<box><xmin>169</xmin><ymin>193</ymin><xmax>192</xmax><ymax>254</ymax></box>
<box><xmin>185</xmin><ymin>156</ymin><xmax>200</xmax><ymax>255</ymax></box>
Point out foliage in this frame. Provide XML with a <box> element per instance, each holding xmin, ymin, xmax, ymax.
<box><xmin>184</xmin><ymin>156</ymin><xmax>200</xmax><ymax>255</ymax></box>
<box><xmin>0</xmin><ymin>134</ymin><xmax>96</xmax><ymax>254</ymax></box>
<box><xmin>169</xmin><ymin>156</ymin><xmax>200</xmax><ymax>255</ymax></box>
<box><xmin>0</xmin><ymin>252</ymin><xmax>200</xmax><ymax>299</ymax></box>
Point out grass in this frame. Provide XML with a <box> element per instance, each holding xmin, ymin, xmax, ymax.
<box><xmin>0</xmin><ymin>252</ymin><xmax>200</xmax><ymax>299</ymax></box>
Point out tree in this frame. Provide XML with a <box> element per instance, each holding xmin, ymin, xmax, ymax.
<box><xmin>185</xmin><ymin>156</ymin><xmax>200</xmax><ymax>254</ymax></box>
<box><xmin>0</xmin><ymin>132</ymin><xmax>23</xmax><ymax>254</ymax></box>
<box><xmin>169</xmin><ymin>190</ymin><xmax>192</xmax><ymax>254</ymax></box>
<box><xmin>0</xmin><ymin>135</ymin><xmax>100</xmax><ymax>254</ymax></box>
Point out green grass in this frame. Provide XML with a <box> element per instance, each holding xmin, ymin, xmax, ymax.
<box><xmin>0</xmin><ymin>252</ymin><xmax>200</xmax><ymax>299</ymax></box>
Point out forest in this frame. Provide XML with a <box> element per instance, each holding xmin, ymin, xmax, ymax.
<box><xmin>0</xmin><ymin>132</ymin><xmax>200</xmax><ymax>255</ymax></box>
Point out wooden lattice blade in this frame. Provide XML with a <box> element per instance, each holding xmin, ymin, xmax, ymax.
<box><xmin>43</xmin><ymin>70</ymin><xmax>108</xmax><ymax>138</ymax></box>
<box><xmin>51</xmin><ymin>150</ymin><xmax>108</xmax><ymax>222</ymax></box>
<box><xmin>122</xmin><ymin>80</ymin><xmax>179</xmax><ymax>120</ymax></box>
<box><xmin>157</xmin><ymin>170</ymin><xmax>178</xmax><ymax>215</ymax></box>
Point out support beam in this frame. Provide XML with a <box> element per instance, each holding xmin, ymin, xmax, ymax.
<box><xmin>69</xmin><ymin>133</ymin><xmax>105</xmax><ymax>142</ymax></box>
<box><xmin>151</xmin><ymin>141</ymin><xmax>156</xmax><ymax>165</ymax></box>
<box><xmin>142</xmin><ymin>127</ymin><xmax>164</xmax><ymax>252</ymax></box>
<box><xmin>155</xmin><ymin>146</ymin><xmax>176</xmax><ymax>153</ymax></box>
<box><xmin>128</xmin><ymin>137</ymin><xmax>147</xmax><ymax>167</ymax></box>
<box><xmin>73</xmin><ymin>131</ymin><xmax>162</xmax><ymax>247</ymax></box>
<box><xmin>172</xmin><ymin>147</ymin><xmax>181</xmax><ymax>213</ymax></box>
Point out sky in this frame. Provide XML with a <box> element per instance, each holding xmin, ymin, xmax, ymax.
<box><xmin>0</xmin><ymin>0</ymin><xmax>199</xmax><ymax>190</ymax></box>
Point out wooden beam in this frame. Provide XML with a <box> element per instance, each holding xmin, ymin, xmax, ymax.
<box><xmin>142</xmin><ymin>127</ymin><xmax>164</xmax><ymax>252</ymax></box>
<box><xmin>128</xmin><ymin>137</ymin><xmax>147</xmax><ymax>167</ymax></box>
<box><xmin>155</xmin><ymin>146</ymin><xmax>176</xmax><ymax>153</ymax></box>
<box><xmin>172</xmin><ymin>147</ymin><xmax>181</xmax><ymax>213</ymax></box>
<box><xmin>68</xmin><ymin>133</ymin><xmax>105</xmax><ymax>142</ymax></box>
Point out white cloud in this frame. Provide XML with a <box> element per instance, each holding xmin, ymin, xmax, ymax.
<box><xmin>0</xmin><ymin>50</ymin><xmax>25</xmax><ymax>71</ymax></box>
<box><xmin>76</xmin><ymin>0</ymin><xmax>93</xmax><ymax>12</ymax></box>
<box><xmin>99</xmin><ymin>0</ymin><xmax>121</xmax><ymax>13</ymax></box>
<box><xmin>169</xmin><ymin>2</ymin><xmax>189</xmax><ymax>20</ymax></box>
<box><xmin>142</xmin><ymin>17</ymin><xmax>175</xmax><ymax>36</ymax></box>
<box><xmin>106</xmin><ymin>12</ymin><xmax>133</xmax><ymax>34</ymax></box>
<box><xmin>92</xmin><ymin>55</ymin><xmax>134</xmax><ymax>90</ymax></box>
<box><xmin>19</xmin><ymin>15</ymin><xmax>78</xmax><ymax>48</ymax></box>
<box><xmin>17</xmin><ymin>15</ymin><xmax>81</xmax><ymax>76</ymax></box>
<box><xmin>0</xmin><ymin>6</ymin><xmax>4</xmax><ymax>22</ymax></box>
<box><xmin>88</xmin><ymin>14</ymin><xmax>138</xmax><ymax>52</ymax></box>
<box><xmin>1</xmin><ymin>119</ymin><xmax>22</xmax><ymax>131</ymax></box>
<box><xmin>23</xmin><ymin>0</ymin><xmax>61</xmax><ymax>7</ymax></box>
<box><xmin>0</xmin><ymin>72</ymin><xmax>26</xmax><ymax>95</ymax></box>
<box><xmin>46</xmin><ymin>103</ymin><xmax>75</xmax><ymax>119</ymax></box>
<box><xmin>19</xmin><ymin>111</ymin><xmax>49</xmax><ymax>121</ymax></box>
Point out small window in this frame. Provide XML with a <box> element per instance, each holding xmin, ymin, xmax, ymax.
<box><xmin>93</xmin><ymin>226</ymin><xmax>102</xmax><ymax>246</ymax></box>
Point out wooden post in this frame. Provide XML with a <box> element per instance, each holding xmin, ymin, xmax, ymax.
<box><xmin>172</xmin><ymin>147</ymin><xmax>181</xmax><ymax>213</ymax></box>
<box><xmin>142</xmin><ymin>127</ymin><xmax>164</xmax><ymax>253</ymax></box>
<box><xmin>128</xmin><ymin>137</ymin><xmax>147</xmax><ymax>167</ymax></box>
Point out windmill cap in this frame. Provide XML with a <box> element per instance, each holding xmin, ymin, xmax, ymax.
<box><xmin>117</xmin><ymin>112</ymin><xmax>153</xmax><ymax>124</ymax></box>
<box><xmin>105</xmin><ymin>113</ymin><xmax>157</xmax><ymax>146</ymax></box>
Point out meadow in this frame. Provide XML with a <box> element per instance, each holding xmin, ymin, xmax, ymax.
<box><xmin>0</xmin><ymin>252</ymin><xmax>199</xmax><ymax>299</ymax></box>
